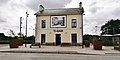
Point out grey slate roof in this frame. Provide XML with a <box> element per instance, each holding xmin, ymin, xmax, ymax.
<box><xmin>35</xmin><ymin>8</ymin><xmax>84</xmax><ymax>16</ymax></box>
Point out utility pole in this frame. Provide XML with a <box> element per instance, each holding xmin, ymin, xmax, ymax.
<box><xmin>31</xmin><ymin>25</ymin><xmax>35</xmax><ymax>43</ymax></box>
<box><xmin>31</xmin><ymin>26</ymin><xmax>35</xmax><ymax>36</ymax></box>
<box><xmin>25</xmin><ymin>10</ymin><xmax>29</xmax><ymax>47</ymax></box>
<box><xmin>20</xmin><ymin>17</ymin><xmax>22</xmax><ymax>37</ymax></box>
<box><xmin>26</xmin><ymin>10</ymin><xmax>29</xmax><ymax>37</ymax></box>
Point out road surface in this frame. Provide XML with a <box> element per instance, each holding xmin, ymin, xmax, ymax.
<box><xmin>0</xmin><ymin>53</ymin><xmax>120</xmax><ymax>60</ymax></box>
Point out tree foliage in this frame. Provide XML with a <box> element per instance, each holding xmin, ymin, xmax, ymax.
<box><xmin>101</xmin><ymin>19</ymin><xmax>120</xmax><ymax>35</ymax></box>
<box><xmin>7</xmin><ymin>29</ymin><xmax>16</xmax><ymax>37</ymax></box>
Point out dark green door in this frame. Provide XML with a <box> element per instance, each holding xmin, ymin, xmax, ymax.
<box><xmin>72</xmin><ymin>34</ymin><xmax>77</xmax><ymax>46</ymax></box>
<box><xmin>56</xmin><ymin>34</ymin><xmax>61</xmax><ymax>46</ymax></box>
<box><xmin>41</xmin><ymin>34</ymin><xmax>45</xmax><ymax>45</ymax></box>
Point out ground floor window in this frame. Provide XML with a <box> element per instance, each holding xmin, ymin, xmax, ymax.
<box><xmin>71</xmin><ymin>33</ymin><xmax>77</xmax><ymax>46</ymax></box>
<box><xmin>41</xmin><ymin>34</ymin><xmax>46</xmax><ymax>45</ymax></box>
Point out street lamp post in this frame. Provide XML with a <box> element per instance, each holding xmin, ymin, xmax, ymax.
<box><xmin>25</xmin><ymin>10</ymin><xmax>29</xmax><ymax>47</ymax></box>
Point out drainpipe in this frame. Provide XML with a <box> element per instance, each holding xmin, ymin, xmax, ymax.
<box><xmin>81</xmin><ymin>13</ymin><xmax>84</xmax><ymax>48</ymax></box>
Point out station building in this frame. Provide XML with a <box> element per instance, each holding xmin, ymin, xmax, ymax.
<box><xmin>35</xmin><ymin>2</ymin><xmax>84</xmax><ymax>46</ymax></box>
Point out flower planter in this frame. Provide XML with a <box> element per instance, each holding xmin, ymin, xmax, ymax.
<box><xmin>93</xmin><ymin>39</ymin><xmax>102</xmax><ymax>50</ymax></box>
<box><xmin>30</xmin><ymin>43</ymin><xmax>41</xmax><ymax>48</ymax></box>
<box><xmin>9</xmin><ymin>39</ymin><xmax>24</xmax><ymax>48</ymax></box>
<box><xmin>61</xmin><ymin>43</ymin><xmax>71</xmax><ymax>47</ymax></box>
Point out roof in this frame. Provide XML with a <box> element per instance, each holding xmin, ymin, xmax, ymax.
<box><xmin>101</xmin><ymin>35</ymin><xmax>113</xmax><ymax>36</ymax></box>
<box><xmin>35</xmin><ymin>8</ymin><xmax>84</xmax><ymax>16</ymax></box>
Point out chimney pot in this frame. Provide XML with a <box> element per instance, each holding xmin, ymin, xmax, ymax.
<box><xmin>79</xmin><ymin>2</ymin><xmax>82</xmax><ymax>8</ymax></box>
<box><xmin>39</xmin><ymin>5</ymin><xmax>44</xmax><ymax>13</ymax></box>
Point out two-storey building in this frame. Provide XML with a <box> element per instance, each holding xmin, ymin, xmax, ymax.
<box><xmin>35</xmin><ymin>2</ymin><xmax>84</xmax><ymax>46</ymax></box>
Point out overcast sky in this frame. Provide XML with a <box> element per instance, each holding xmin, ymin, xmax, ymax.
<box><xmin>0</xmin><ymin>0</ymin><xmax>120</xmax><ymax>36</ymax></box>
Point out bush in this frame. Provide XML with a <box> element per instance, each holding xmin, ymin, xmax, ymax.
<box><xmin>0</xmin><ymin>41</ymin><xmax>9</xmax><ymax>44</ymax></box>
<box><xmin>84</xmin><ymin>40</ymin><xmax>90</xmax><ymax>47</ymax></box>
<box><xmin>103</xmin><ymin>39</ymin><xmax>113</xmax><ymax>46</ymax></box>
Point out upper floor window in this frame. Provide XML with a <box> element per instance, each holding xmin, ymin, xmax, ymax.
<box><xmin>72</xmin><ymin>19</ymin><xmax>77</xmax><ymax>28</ymax></box>
<box><xmin>41</xmin><ymin>20</ymin><xmax>46</xmax><ymax>28</ymax></box>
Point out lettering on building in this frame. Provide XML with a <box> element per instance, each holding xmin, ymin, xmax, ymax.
<box><xmin>53</xmin><ymin>30</ymin><xmax>63</xmax><ymax>32</ymax></box>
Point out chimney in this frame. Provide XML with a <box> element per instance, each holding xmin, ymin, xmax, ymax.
<box><xmin>39</xmin><ymin>5</ymin><xmax>44</xmax><ymax>13</ymax></box>
<box><xmin>79</xmin><ymin>2</ymin><xmax>84</xmax><ymax>13</ymax></box>
<box><xmin>79</xmin><ymin>2</ymin><xmax>82</xmax><ymax>9</ymax></box>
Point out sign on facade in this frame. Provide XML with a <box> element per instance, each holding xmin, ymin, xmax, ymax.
<box><xmin>51</xmin><ymin>16</ymin><xmax>66</xmax><ymax>28</ymax></box>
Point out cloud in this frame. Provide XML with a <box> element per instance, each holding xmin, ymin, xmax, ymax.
<box><xmin>1</xmin><ymin>0</ymin><xmax>120</xmax><ymax>36</ymax></box>
<box><xmin>0</xmin><ymin>0</ymin><xmax>10</xmax><ymax>23</ymax></box>
<box><xmin>88</xmin><ymin>6</ymin><xmax>104</xmax><ymax>14</ymax></box>
<box><xmin>75</xmin><ymin>0</ymin><xmax>120</xmax><ymax>35</ymax></box>
<box><xmin>112</xmin><ymin>7</ymin><xmax>120</xmax><ymax>18</ymax></box>
<box><xmin>0</xmin><ymin>0</ymin><xmax>27</xmax><ymax>35</ymax></box>
<box><xmin>0</xmin><ymin>0</ymin><xmax>72</xmax><ymax>36</ymax></box>
<box><xmin>24</xmin><ymin>0</ymin><xmax>72</xmax><ymax>11</ymax></box>
<box><xmin>0</xmin><ymin>17</ymin><xmax>7</xmax><ymax>23</ymax></box>
<box><xmin>89</xmin><ymin>1</ymin><xmax>97</xmax><ymax>6</ymax></box>
<box><xmin>0</xmin><ymin>0</ymin><xmax>9</xmax><ymax>5</ymax></box>
<box><xmin>0</xmin><ymin>15</ymin><xmax>7</xmax><ymax>23</ymax></box>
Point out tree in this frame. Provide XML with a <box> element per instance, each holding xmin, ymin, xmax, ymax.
<box><xmin>100</xmin><ymin>19</ymin><xmax>120</xmax><ymax>35</ymax></box>
<box><xmin>7</xmin><ymin>29</ymin><xmax>15</xmax><ymax>37</ymax></box>
<box><xmin>7</xmin><ymin>29</ymin><xmax>18</xmax><ymax>39</ymax></box>
<box><xmin>0</xmin><ymin>33</ymin><xmax>7</xmax><ymax>40</ymax></box>
<box><xmin>83</xmin><ymin>34</ymin><xmax>92</xmax><ymax>40</ymax></box>
<box><xmin>18</xmin><ymin>32</ymin><xmax>24</xmax><ymax>37</ymax></box>
<box><xmin>83</xmin><ymin>34</ymin><xmax>99</xmax><ymax>43</ymax></box>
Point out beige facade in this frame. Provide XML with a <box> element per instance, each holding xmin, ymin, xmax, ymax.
<box><xmin>35</xmin><ymin>2</ymin><xmax>84</xmax><ymax>46</ymax></box>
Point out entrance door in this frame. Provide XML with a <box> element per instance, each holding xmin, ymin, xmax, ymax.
<box><xmin>71</xmin><ymin>34</ymin><xmax>77</xmax><ymax>46</ymax></box>
<box><xmin>56</xmin><ymin>34</ymin><xmax>61</xmax><ymax>46</ymax></box>
<box><xmin>41</xmin><ymin>34</ymin><xmax>46</xmax><ymax>45</ymax></box>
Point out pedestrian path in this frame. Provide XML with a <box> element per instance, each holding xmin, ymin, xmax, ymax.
<box><xmin>0</xmin><ymin>44</ymin><xmax>120</xmax><ymax>55</ymax></box>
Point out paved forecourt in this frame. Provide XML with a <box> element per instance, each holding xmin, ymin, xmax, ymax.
<box><xmin>0</xmin><ymin>44</ymin><xmax>120</xmax><ymax>55</ymax></box>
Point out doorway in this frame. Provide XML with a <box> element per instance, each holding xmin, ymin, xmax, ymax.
<box><xmin>55</xmin><ymin>34</ymin><xmax>61</xmax><ymax>46</ymax></box>
<box><xmin>41</xmin><ymin>34</ymin><xmax>46</xmax><ymax>45</ymax></box>
<box><xmin>71</xmin><ymin>34</ymin><xmax>77</xmax><ymax>46</ymax></box>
